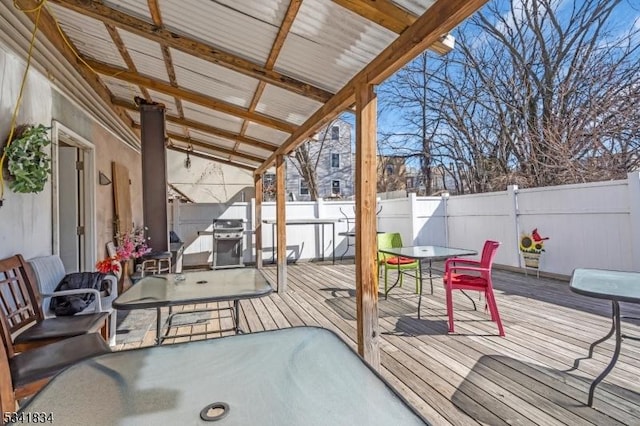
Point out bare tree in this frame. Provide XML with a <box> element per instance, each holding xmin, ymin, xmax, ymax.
<box><xmin>380</xmin><ymin>0</ymin><xmax>640</xmax><ymax>193</ymax></box>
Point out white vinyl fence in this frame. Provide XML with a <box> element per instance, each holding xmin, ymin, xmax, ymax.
<box><xmin>172</xmin><ymin>172</ymin><xmax>640</xmax><ymax>276</ymax></box>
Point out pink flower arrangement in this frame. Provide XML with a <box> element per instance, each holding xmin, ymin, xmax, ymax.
<box><xmin>115</xmin><ymin>227</ymin><xmax>152</xmax><ymax>261</ymax></box>
<box><xmin>95</xmin><ymin>227</ymin><xmax>152</xmax><ymax>275</ymax></box>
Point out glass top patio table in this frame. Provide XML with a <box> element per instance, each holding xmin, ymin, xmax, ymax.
<box><xmin>379</xmin><ymin>245</ymin><xmax>477</xmax><ymax>261</ymax></box>
<box><xmin>15</xmin><ymin>327</ymin><xmax>428</xmax><ymax>425</ymax></box>
<box><xmin>378</xmin><ymin>246</ymin><xmax>478</xmax><ymax>318</ymax></box>
<box><xmin>570</xmin><ymin>268</ymin><xmax>640</xmax><ymax>303</ymax></box>
<box><xmin>113</xmin><ymin>268</ymin><xmax>272</xmax><ymax>344</ymax></box>
<box><xmin>569</xmin><ymin>268</ymin><xmax>640</xmax><ymax>407</ymax></box>
<box><xmin>113</xmin><ymin>268</ymin><xmax>272</xmax><ymax>309</ymax></box>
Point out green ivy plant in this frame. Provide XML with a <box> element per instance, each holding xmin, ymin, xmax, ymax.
<box><xmin>3</xmin><ymin>124</ymin><xmax>51</xmax><ymax>193</ymax></box>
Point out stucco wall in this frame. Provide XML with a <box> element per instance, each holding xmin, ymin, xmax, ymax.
<box><xmin>0</xmin><ymin>45</ymin><xmax>53</xmax><ymax>259</ymax></box>
<box><xmin>51</xmin><ymin>92</ymin><xmax>143</xmax><ymax>260</ymax></box>
<box><xmin>167</xmin><ymin>150</ymin><xmax>254</xmax><ymax>203</ymax></box>
<box><xmin>0</xmin><ymin>43</ymin><xmax>142</xmax><ymax>262</ymax></box>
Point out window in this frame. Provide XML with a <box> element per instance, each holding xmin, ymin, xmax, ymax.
<box><xmin>331</xmin><ymin>153</ymin><xmax>340</xmax><ymax>168</ymax></box>
<box><xmin>300</xmin><ymin>179</ymin><xmax>309</xmax><ymax>195</ymax></box>
<box><xmin>331</xmin><ymin>126</ymin><xmax>340</xmax><ymax>140</ymax></box>
<box><xmin>331</xmin><ymin>180</ymin><xmax>341</xmax><ymax>195</ymax></box>
<box><xmin>385</xmin><ymin>165</ymin><xmax>394</xmax><ymax>175</ymax></box>
<box><xmin>406</xmin><ymin>177</ymin><xmax>414</xmax><ymax>188</ymax></box>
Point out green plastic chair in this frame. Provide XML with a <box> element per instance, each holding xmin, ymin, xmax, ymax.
<box><xmin>377</xmin><ymin>233</ymin><xmax>421</xmax><ymax>294</ymax></box>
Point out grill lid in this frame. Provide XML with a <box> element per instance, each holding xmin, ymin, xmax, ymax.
<box><xmin>213</xmin><ymin>219</ymin><xmax>245</xmax><ymax>231</ymax></box>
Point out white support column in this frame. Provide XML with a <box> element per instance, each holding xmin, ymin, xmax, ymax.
<box><xmin>507</xmin><ymin>185</ymin><xmax>521</xmax><ymax>268</ymax></box>
<box><xmin>442</xmin><ymin>192</ymin><xmax>450</xmax><ymax>246</ymax></box>
<box><xmin>408</xmin><ymin>192</ymin><xmax>419</xmax><ymax>244</ymax></box>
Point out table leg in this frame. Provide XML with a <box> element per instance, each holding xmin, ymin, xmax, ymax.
<box><xmin>428</xmin><ymin>259</ymin><xmax>434</xmax><ymax>294</ymax></box>
<box><xmin>570</xmin><ymin>304</ymin><xmax>616</xmax><ymax>372</ymax></box>
<box><xmin>417</xmin><ymin>260</ymin><xmax>427</xmax><ymax>319</ymax></box>
<box><xmin>234</xmin><ymin>299</ymin><xmax>242</xmax><ymax>334</ymax></box>
<box><xmin>155</xmin><ymin>307</ymin><xmax>162</xmax><ymax>345</ymax></box>
<box><xmin>332</xmin><ymin>223</ymin><xmax>335</xmax><ymax>265</ymax></box>
<box><xmin>588</xmin><ymin>300</ymin><xmax>621</xmax><ymax>406</ymax></box>
<box><xmin>271</xmin><ymin>223</ymin><xmax>275</xmax><ymax>264</ymax></box>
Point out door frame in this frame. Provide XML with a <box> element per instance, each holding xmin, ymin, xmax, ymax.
<box><xmin>51</xmin><ymin>120</ymin><xmax>97</xmax><ymax>270</ymax></box>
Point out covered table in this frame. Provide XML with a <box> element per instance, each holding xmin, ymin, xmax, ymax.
<box><xmin>13</xmin><ymin>327</ymin><xmax>428</xmax><ymax>425</ymax></box>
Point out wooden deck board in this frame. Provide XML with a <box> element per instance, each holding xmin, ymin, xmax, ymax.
<box><xmin>115</xmin><ymin>263</ymin><xmax>640</xmax><ymax>425</ymax></box>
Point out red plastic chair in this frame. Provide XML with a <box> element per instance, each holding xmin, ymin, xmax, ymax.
<box><xmin>444</xmin><ymin>240</ymin><xmax>504</xmax><ymax>336</ymax></box>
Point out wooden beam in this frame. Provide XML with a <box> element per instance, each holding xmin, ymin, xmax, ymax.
<box><xmin>104</xmin><ymin>23</ymin><xmax>152</xmax><ymax>102</ymax></box>
<box><xmin>85</xmin><ymin>58</ymin><xmax>297</xmax><ymax>133</ymax></box>
<box><xmin>332</xmin><ymin>0</ymin><xmax>412</xmax><ymax>32</ymax></box>
<box><xmin>266</xmin><ymin>0</ymin><xmax>302</xmax><ymax>70</ymax></box>
<box><xmin>237</xmin><ymin>1</ymin><xmax>302</xmax><ymax>150</ymax></box>
<box><xmin>147</xmin><ymin>0</ymin><xmax>186</xmax><ymax>120</ymax></box>
<box><xmin>168</xmin><ymin>145</ymin><xmax>256</xmax><ymax>172</ymax></box>
<box><xmin>48</xmin><ymin>0</ymin><xmax>334</xmax><ymax>103</ymax></box>
<box><xmin>113</xmin><ymin>98</ymin><xmax>279</xmax><ymax>152</ymax></box>
<box><xmin>167</xmin><ymin>183</ymin><xmax>194</xmax><ymax>203</ymax></box>
<box><xmin>331</xmin><ymin>0</ymin><xmax>455</xmax><ymax>55</ymax></box>
<box><xmin>254</xmin><ymin>173</ymin><xmax>264</xmax><ymax>269</ymax></box>
<box><xmin>22</xmin><ymin>6</ymin><xmax>135</xmax><ymax>136</ymax></box>
<box><xmin>355</xmin><ymin>83</ymin><xmax>380</xmax><ymax>368</ymax></box>
<box><xmin>255</xmin><ymin>0</ymin><xmax>486</xmax><ymax>175</ymax></box>
<box><xmin>276</xmin><ymin>154</ymin><xmax>287</xmax><ymax>292</ymax></box>
<box><xmin>137</xmin><ymin>125</ymin><xmax>267</xmax><ymax>163</ymax></box>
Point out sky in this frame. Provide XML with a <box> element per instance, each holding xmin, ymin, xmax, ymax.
<box><xmin>339</xmin><ymin>0</ymin><xmax>640</xmax><ymax>155</ymax></box>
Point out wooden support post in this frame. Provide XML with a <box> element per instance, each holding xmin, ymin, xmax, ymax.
<box><xmin>276</xmin><ymin>156</ymin><xmax>287</xmax><ymax>291</ymax></box>
<box><xmin>355</xmin><ymin>83</ymin><xmax>380</xmax><ymax>369</ymax></box>
<box><xmin>255</xmin><ymin>173</ymin><xmax>263</xmax><ymax>269</ymax></box>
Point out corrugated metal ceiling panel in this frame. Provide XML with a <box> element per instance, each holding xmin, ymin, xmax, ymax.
<box><xmin>235</xmin><ymin>145</ymin><xmax>273</xmax><ymax>159</ymax></box>
<box><xmin>103</xmin><ymin>0</ymin><xmax>152</xmax><ymax>21</ymax></box>
<box><xmin>117</xmin><ymin>30</ymin><xmax>169</xmax><ymax>82</ymax></box>
<box><xmin>171</xmin><ymin>49</ymin><xmax>259</xmax><ymax>108</ymax></box>
<box><xmin>127</xmin><ymin>110</ymin><xmax>140</xmax><ymax>124</ymax></box>
<box><xmin>275</xmin><ymin>0</ymin><xmax>396</xmax><ymax>92</ymax></box>
<box><xmin>244</xmin><ymin>122</ymin><xmax>290</xmax><ymax>145</ymax></box>
<box><xmin>256</xmin><ymin>84</ymin><xmax>323</xmax><ymax>126</ymax></box>
<box><xmin>189</xmin><ymin>130</ymin><xmax>237</xmax><ymax>150</ymax></box>
<box><xmin>47</xmin><ymin>4</ymin><xmax>127</xmax><ymax>69</ymax></box>
<box><xmin>228</xmin><ymin>156</ymin><xmax>260</xmax><ymax>168</ymax></box>
<box><xmin>166</xmin><ymin>123</ymin><xmax>188</xmax><ymax>136</ymax></box>
<box><xmin>159</xmin><ymin>0</ymin><xmax>286</xmax><ymax>65</ymax></box>
<box><xmin>101</xmin><ymin>75</ymin><xmax>142</xmax><ymax>100</ymax></box>
<box><xmin>181</xmin><ymin>101</ymin><xmax>243</xmax><ymax>133</ymax></box>
<box><xmin>146</xmin><ymin>90</ymin><xmax>179</xmax><ymax>116</ymax></box>
<box><xmin>391</xmin><ymin>0</ymin><xmax>435</xmax><ymax>16</ymax></box>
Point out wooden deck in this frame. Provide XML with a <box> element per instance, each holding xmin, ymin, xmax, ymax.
<box><xmin>114</xmin><ymin>263</ymin><xmax>640</xmax><ymax>425</ymax></box>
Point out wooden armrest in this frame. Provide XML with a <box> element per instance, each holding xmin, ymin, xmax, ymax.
<box><xmin>445</xmin><ymin>265</ymin><xmax>487</xmax><ymax>275</ymax></box>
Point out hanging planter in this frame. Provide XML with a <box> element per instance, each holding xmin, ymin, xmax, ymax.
<box><xmin>3</xmin><ymin>124</ymin><xmax>51</xmax><ymax>193</ymax></box>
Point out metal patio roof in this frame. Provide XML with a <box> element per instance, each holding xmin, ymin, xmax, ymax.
<box><xmin>13</xmin><ymin>0</ymin><xmax>483</xmax><ymax>173</ymax></box>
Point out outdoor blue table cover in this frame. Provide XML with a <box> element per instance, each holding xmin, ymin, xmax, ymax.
<box><xmin>15</xmin><ymin>327</ymin><xmax>428</xmax><ymax>425</ymax></box>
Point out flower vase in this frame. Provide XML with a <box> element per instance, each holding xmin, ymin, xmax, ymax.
<box><xmin>118</xmin><ymin>260</ymin><xmax>133</xmax><ymax>294</ymax></box>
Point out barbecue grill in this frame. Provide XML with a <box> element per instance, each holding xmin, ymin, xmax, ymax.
<box><xmin>212</xmin><ymin>219</ymin><xmax>245</xmax><ymax>269</ymax></box>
